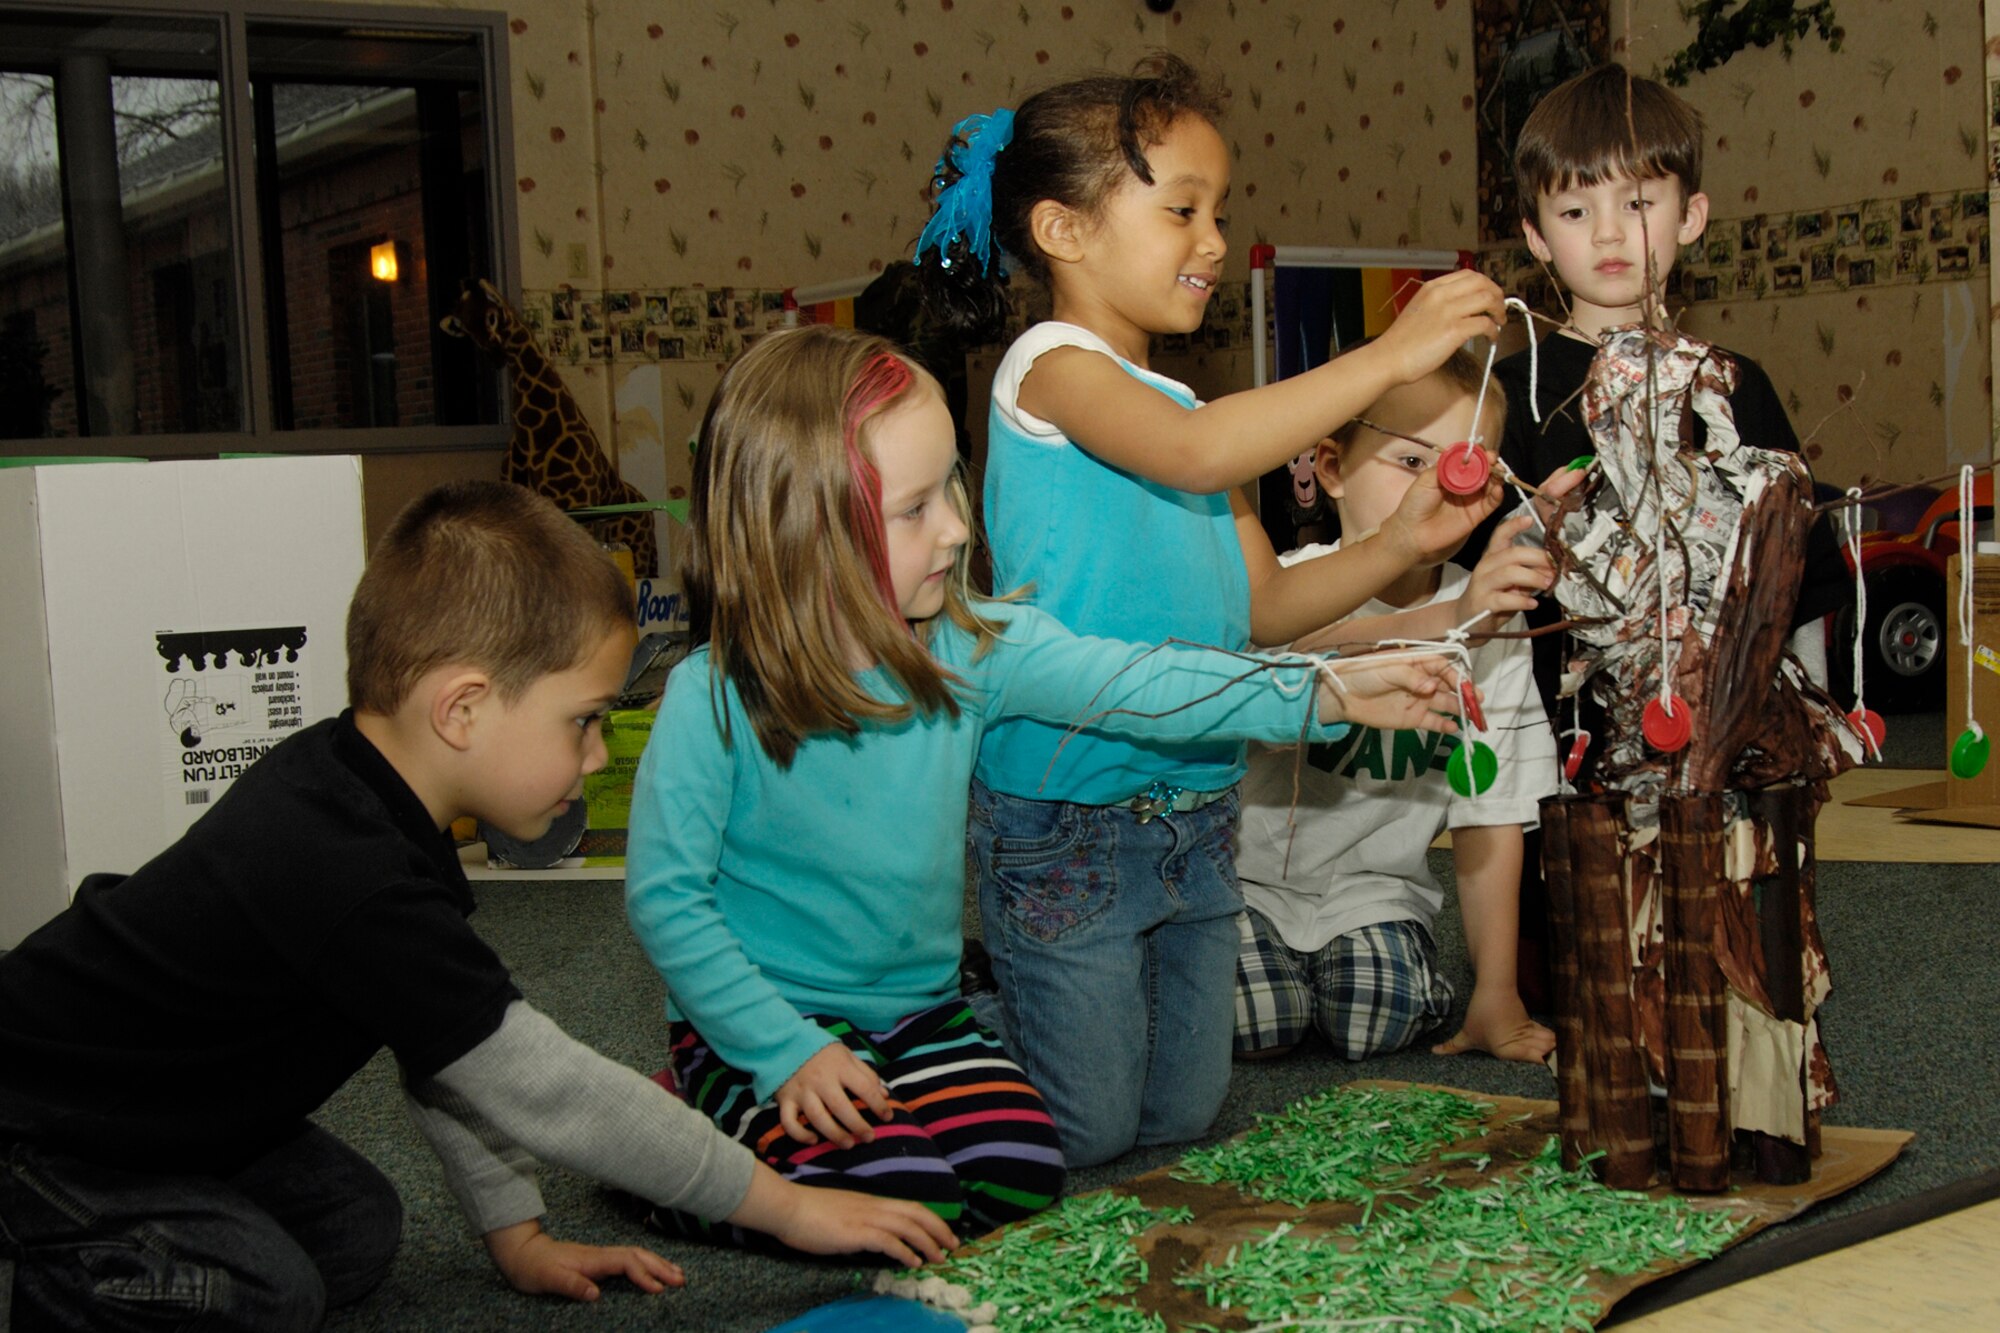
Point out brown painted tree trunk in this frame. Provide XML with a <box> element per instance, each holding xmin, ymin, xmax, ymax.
<box><xmin>1659</xmin><ymin>793</ymin><xmax>1731</xmax><ymax>1191</ymax></box>
<box><xmin>1547</xmin><ymin>795</ymin><xmax>1656</xmax><ymax>1189</ymax></box>
<box><xmin>1749</xmin><ymin>785</ymin><xmax>1812</xmax><ymax>1186</ymax></box>
<box><xmin>1540</xmin><ymin>799</ymin><xmax>1594</xmax><ymax>1170</ymax></box>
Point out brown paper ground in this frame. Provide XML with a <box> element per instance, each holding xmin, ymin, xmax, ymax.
<box><xmin>1031</xmin><ymin>1080</ymin><xmax>1910</xmax><ymax>1330</ymax></box>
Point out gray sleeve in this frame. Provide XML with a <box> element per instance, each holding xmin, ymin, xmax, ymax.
<box><xmin>401</xmin><ymin>1068</ymin><xmax>548</xmax><ymax>1236</ymax></box>
<box><xmin>408</xmin><ymin>1000</ymin><xmax>758</xmax><ymax>1235</ymax></box>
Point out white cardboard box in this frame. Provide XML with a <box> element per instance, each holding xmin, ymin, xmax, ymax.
<box><xmin>1</xmin><ymin>456</ymin><xmax>368</xmax><ymax>945</ymax></box>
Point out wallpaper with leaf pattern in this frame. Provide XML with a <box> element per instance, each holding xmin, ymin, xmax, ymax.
<box><xmin>1620</xmin><ymin>1</ymin><xmax>1991</xmax><ymax>483</ymax></box>
<box><xmin>349</xmin><ymin>0</ymin><xmax>1988</xmax><ymax>572</ymax></box>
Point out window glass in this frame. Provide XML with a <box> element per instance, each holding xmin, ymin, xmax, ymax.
<box><xmin>0</xmin><ymin>70</ymin><xmax>68</xmax><ymax>438</ymax></box>
<box><xmin>0</xmin><ymin>12</ymin><xmax>234</xmax><ymax>437</ymax></box>
<box><xmin>250</xmin><ymin>21</ymin><xmax>499</xmax><ymax>430</ymax></box>
<box><xmin>115</xmin><ymin>72</ymin><xmax>241</xmax><ymax>433</ymax></box>
<box><xmin>0</xmin><ymin>7</ymin><xmax>505</xmax><ymax>445</ymax></box>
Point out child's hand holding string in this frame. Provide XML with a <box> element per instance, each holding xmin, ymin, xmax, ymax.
<box><xmin>777</xmin><ymin>1043</ymin><xmax>895</xmax><ymax>1147</ymax></box>
<box><xmin>1373</xmin><ymin>269</ymin><xmax>1506</xmax><ymax>386</ymax></box>
<box><xmin>1378</xmin><ymin>450</ymin><xmax>1505</xmax><ymax>568</ymax></box>
<box><xmin>1454</xmin><ymin>513</ymin><xmax>1555</xmax><ymax>630</ymax></box>
<box><xmin>1313</xmin><ymin>654</ymin><xmax>1468</xmax><ymax>734</ymax></box>
<box><xmin>1525</xmin><ymin>458</ymin><xmax>1592</xmax><ymax>528</ymax></box>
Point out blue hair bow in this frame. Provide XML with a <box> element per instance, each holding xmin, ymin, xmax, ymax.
<box><xmin>915</xmin><ymin>108</ymin><xmax>1015</xmax><ymax>275</ymax></box>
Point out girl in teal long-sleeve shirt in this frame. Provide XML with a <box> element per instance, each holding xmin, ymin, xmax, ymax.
<box><xmin>624</xmin><ymin>325</ymin><xmax>1460</xmax><ymax>1244</ymax></box>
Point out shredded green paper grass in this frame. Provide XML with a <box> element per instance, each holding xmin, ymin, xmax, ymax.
<box><xmin>926</xmin><ymin>1190</ymin><xmax>1192</xmax><ymax>1333</ymax></box>
<box><xmin>1173</xmin><ymin>1086</ymin><xmax>1495</xmax><ymax>1211</ymax></box>
<box><xmin>923</xmin><ymin>1090</ymin><xmax>1748</xmax><ymax>1331</ymax></box>
<box><xmin>1176</xmin><ymin>1137</ymin><xmax>1746</xmax><ymax>1332</ymax></box>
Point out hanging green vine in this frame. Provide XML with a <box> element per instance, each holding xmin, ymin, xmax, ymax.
<box><xmin>1660</xmin><ymin>1</ymin><xmax>1844</xmax><ymax>87</ymax></box>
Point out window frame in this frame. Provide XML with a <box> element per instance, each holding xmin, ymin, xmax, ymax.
<box><xmin>0</xmin><ymin>0</ymin><xmax>518</xmax><ymax>457</ymax></box>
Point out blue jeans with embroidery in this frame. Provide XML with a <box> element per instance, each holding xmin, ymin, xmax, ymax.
<box><xmin>967</xmin><ymin>778</ymin><xmax>1243</xmax><ymax>1168</ymax></box>
<box><xmin>0</xmin><ymin>1125</ymin><xmax>401</xmax><ymax>1333</ymax></box>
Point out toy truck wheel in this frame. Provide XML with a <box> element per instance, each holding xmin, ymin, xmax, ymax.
<box><xmin>1861</xmin><ymin>566</ymin><xmax>1946</xmax><ymax>712</ymax></box>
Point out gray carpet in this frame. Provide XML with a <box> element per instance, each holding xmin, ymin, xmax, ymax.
<box><xmin>1869</xmin><ymin>709</ymin><xmax>1944</xmax><ymax>769</ymax></box>
<box><xmin>318</xmin><ymin>802</ymin><xmax>1999</xmax><ymax>1331</ymax></box>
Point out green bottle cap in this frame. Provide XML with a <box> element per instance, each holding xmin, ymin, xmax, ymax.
<box><xmin>1950</xmin><ymin>726</ymin><xmax>1990</xmax><ymax>780</ymax></box>
<box><xmin>1446</xmin><ymin>740</ymin><xmax>1499</xmax><ymax>798</ymax></box>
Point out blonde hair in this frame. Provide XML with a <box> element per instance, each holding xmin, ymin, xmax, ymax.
<box><xmin>1330</xmin><ymin>344</ymin><xmax>1506</xmax><ymax>452</ymax></box>
<box><xmin>347</xmin><ymin>480</ymin><xmax>633</xmax><ymax>712</ymax></box>
<box><xmin>686</xmin><ymin>324</ymin><xmax>1004</xmax><ymax>765</ymax></box>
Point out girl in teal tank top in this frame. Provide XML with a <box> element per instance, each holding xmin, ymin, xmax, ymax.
<box><xmin>914</xmin><ymin>56</ymin><xmax>1513</xmax><ymax>1165</ymax></box>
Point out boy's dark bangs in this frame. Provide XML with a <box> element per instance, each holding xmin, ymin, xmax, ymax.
<box><xmin>1542</xmin><ymin>145</ymin><xmax>1687</xmax><ymax>199</ymax></box>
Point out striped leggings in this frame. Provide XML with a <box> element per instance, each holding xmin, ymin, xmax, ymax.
<box><xmin>651</xmin><ymin>999</ymin><xmax>1065</xmax><ymax>1246</ymax></box>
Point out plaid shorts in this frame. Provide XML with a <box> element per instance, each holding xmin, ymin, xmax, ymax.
<box><xmin>1232</xmin><ymin>908</ymin><xmax>1455</xmax><ymax>1060</ymax></box>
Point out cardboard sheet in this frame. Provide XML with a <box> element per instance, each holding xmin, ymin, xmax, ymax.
<box><xmin>1857</xmin><ymin>555</ymin><xmax>2000</xmax><ymax>831</ymax></box>
<box><xmin>1831</xmin><ymin>768</ymin><xmax>2000</xmax><ymax>858</ymax></box>
<box><xmin>1843</xmin><ymin>779</ymin><xmax>1949</xmax><ymax>809</ymax></box>
<box><xmin>1621</xmin><ymin>1196</ymin><xmax>2000</xmax><ymax>1329</ymax></box>
<box><xmin>1</xmin><ymin>457</ymin><xmax>367</xmax><ymax>945</ymax></box>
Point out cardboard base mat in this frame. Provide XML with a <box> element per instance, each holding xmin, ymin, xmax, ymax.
<box><xmin>958</xmin><ymin>1079</ymin><xmax>1911</xmax><ymax>1330</ymax></box>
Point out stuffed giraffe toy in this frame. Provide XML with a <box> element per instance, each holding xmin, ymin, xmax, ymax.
<box><xmin>442</xmin><ymin>279</ymin><xmax>660</xmax><ymax>576</ymax></box>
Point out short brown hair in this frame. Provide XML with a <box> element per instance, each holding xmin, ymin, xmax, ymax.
<box><xmin>687</xmin><ymin>324</ymin><xmax>1004</xmax><ymax>766</ymax></box>
<box><xmin>1513</xmin><ymin>64</ymin><xmax>1703</xmax><ymax>225</ymax></box>
<box><xmin>346</xmin><ymin>480</ymin><xmax>633</xmax><ymax>712</ymax></box>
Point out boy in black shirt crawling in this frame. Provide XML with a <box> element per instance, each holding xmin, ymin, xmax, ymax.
<box><xmin>0</xmin><ymin>481</ymin><xmax>953</xmax><ymax>1332</ymax></box>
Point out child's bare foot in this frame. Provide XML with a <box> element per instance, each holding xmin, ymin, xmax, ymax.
<box><xmin>1431</xmin><ymin>988</ymin><xmax>1556</xmax><ymax>1063</ymax></box>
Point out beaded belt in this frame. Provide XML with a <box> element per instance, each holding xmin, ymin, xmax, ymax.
<box><xmin>1121</xmin><ymin>779</ymin><xmax>1231</xmax><ymax>823</ymax></box>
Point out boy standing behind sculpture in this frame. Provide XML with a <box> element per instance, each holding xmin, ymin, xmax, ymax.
<box><xmin>1496</xmin><ymin>64</ymin><xmax>1861</xmax><ymax>1191</ymax></box>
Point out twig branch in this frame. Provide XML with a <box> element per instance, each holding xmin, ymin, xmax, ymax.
<box><xmin>1809</xmin><ymin>460</ymin><xmax>1999</xmax><ymax>514</ymax></box>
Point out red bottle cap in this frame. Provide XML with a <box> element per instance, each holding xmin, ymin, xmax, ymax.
<box><xmin>1437</xmin><ymin>440</ymin><xmax>1490</xmax><ymax>495</ymax></box>
<box><xmin>1846</xmin><ymin>708</ymin><xmax>1887</xmax><ymax>754</ymax></box>
<box><xmin>1459</xmin><ymin>678</ymin><xmax>1486</xmax><ymax>732</ymax></box>
<box><xmin>1643</xmin><ymin>695</ymin><xmax>1692</xmax><ymax>752</ymax></box>
<box><xmin>1562</xmin><ymin>731</ymin><xmax>1591</xmax><ymax>781</ymax></box>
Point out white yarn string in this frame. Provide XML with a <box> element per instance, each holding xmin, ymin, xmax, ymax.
<box><xmin>1446</xmin><ymin>608</ymin><xmax>1494</xmax><ymax>642</ymax></box>
<box><xmin>1274</xmin><ymin>634</ymin><xmax>1480</xmax><ymax>735</ymax></box>
<box><xmin>1445</xmin><ymin>609</ymin><xmax>1494</xmax><ymax>737</ymax></box>
<box><xmin>1470</xmin><ymin>341</ymin><xmax>1497</xmax><ymax>447</ymax></box>
<box><xmin>1960</xmin><ymin>464</ymin><xmax>1983</xmax><ymax>742</ymax></box>
<box><xmin>1503</xmin><ymin>296</ymin><xmax>1540</xmax><ymax>423</ymax></box>
<box><xmin>1487</xmin><ymin>298</ymin><xmax>1551</xmax><ymax>532</ymax></box>
<box><xmin>1261</xmin><ymin>645</ymin><xmax>1472</xmax><ymax>697</ymax></box>
<box><xmin>1493</xmin><ymin>455</ymin><xmax>1549</xmax><ymax>536</ymax></box>
<box><xmin>1844</xmin><ymin>486</ymin><xmax>1880</xmax><ymax>760</ymax></box>
<box><xmin>1656</xmin><ymin>497</ymin><xmax>1673</xmax><ymax>710</ymax></box>
<box><xmin>1560</xmin><ymin>692</ymin><xmax>1585</xmax><ymax>788</ymax></box>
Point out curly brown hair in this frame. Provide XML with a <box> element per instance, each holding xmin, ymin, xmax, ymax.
<box><xmin>918</xmin><ymin>52</ymin><xmax>1228</xmax><ymax>340</ymax></box>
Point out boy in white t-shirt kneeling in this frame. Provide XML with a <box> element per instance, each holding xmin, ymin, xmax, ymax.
<box><xmin>1234</xmin><ymin>349</ymin><xmax>1562</xmax><ymax>1065</ymax></box>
